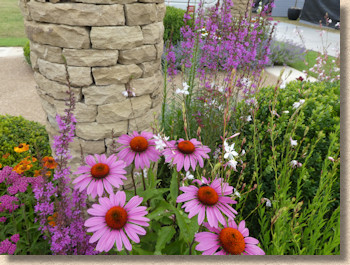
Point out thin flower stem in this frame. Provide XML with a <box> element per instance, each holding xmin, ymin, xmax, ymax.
<box><xmin>130</xmin><ymin>164</ymin><xmax>137</xmax><ymax>196</ymax></box>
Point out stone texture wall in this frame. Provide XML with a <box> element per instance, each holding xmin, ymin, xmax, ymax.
<box><xmin>231</xmin><ymin>0</ymin><xmax>251</xmax><ymax>17</ymax></box>
<box><xmin>19</xmin><ymin>0</ymin><xmax>165</xmax><ymax>173</ymax></box>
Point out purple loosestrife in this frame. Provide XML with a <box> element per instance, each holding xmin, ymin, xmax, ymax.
<box><xmin>33</xmin><ymin>65</ymin><xmax>97</xmax><ymax>255</ymax></box>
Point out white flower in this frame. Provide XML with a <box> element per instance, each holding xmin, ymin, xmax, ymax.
<box><xmin>264</xmin><ymin>198</ymin><xmax>272</xmax><ymax>207</ymax></box>
<box><xmin>293</xmin><ymin>99</ymin><xmax>305</xmax><ymax>109</ymax></box>
<box><xmin>241</xmin><ymin>149</ymin><xmax>246</xmax><ymax>155</ymax></box>
<box><xmin>201</xmin><ymin>32</ymin><xmax>208</xmax><ymax>37</ymax></box>
<box><xmin>228</xmin><ymin>159</ymin><xmax>238</xmax><ymax>171</ymax></box>
<box><xmin>233</xmin><ymin>188</ymin><xmax>241</xmax><ymax>198</ymax></box>
<box><xmin>213</xmin><ymin>148</ymin><xmax>221</xmax><ymax>159</ymax></box>
<box><xmin>241</xmin><ymin>78</ymin><xmax>251</xmax><ymax>88</ymax></box>
<box><xmin>122</xmin><ymin>91</ymin><xmax>128</xmax><ymax>97</ymax></box>
<box><xmin>272</xmin><ymin>110</ymin><xmax>280</xmax><ymax>118</ymax></box>
<box><xmin>290</xmin><ymin>137</ymin><xmax>297</xmax><ymax>147</ymax></box>
<box><xmin>280</xmin><ymin>81</ymin><xmax>286</xmax><ymax>89</ymax></box>
<box><xmin>176</xmin><ymin>82</ymin><xmax>190</xmax><ymax>95</ymax></box>
<box><xmin>184</xmin><ymin>171</ymin><xmax>194</xmax><ymax>180</ymax></box>
<box><xmin>328</xmin><ymin>18</ymin><xmax>332</xmax><ymax>23</ymax></box>
<box><xmin>122</xmin><ymin>88</ymin><xmax>136</xmax><ymax>97</ymax></box>
<box><xmin>224</xmin><ymin>141</ymin><xmax>239</xmax><ymax>160</ymax></box>
<box><xmin>283</xmin><ymin>110</ymin><xmax>289</xmax><ymax>114</ymax></box>
<box><xmin>246</xmin><ymin>115</ymin><xmax>252</xmax><ymax>122</ymax></box>
<box><xmin>328</xmin><ymin>156</ymin><xmax>335</xmax><ymax>162</ymax></box>
<box><xmin>335</xmin><ymin>22</ymin><xmax>340</xmax><ymax>27</ymax></box>
<box><xmin>153</xmin><ymin>133</ymin><xmax>169</xmax><ymax>151</ymax></box>
<box><xmin>290</xmin><ymin>160</ymin><xmax>302</xmax><ymax>168</ymax></box>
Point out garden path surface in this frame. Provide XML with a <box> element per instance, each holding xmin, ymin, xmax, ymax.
<box><xmin>0</xmin><ymin>47</ymin><xmax>46</xmax><ymax>125</ymax></box>
<box><xmin>273</xmin><ymin>22</ymin><xmax>340</xmax><ymax>57</ymax></box>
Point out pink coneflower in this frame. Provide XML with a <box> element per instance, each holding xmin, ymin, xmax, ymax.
<box><xmin>117</xmin><ymin>131</ymin><xmax>161</xmax><ymax>169</ymax></box>
<box><xmin>195</xmin><ymin>221</ymin><xmax>265</xmax><ymax>255</ymax></box>
<box><xmin>176</xmin><ymin>177</ymin><xmax>237</xmax><ymax>228</ymax></box>
<box><xmin>73</xmin><ymin>154</ymin><xmax>127</xmax><ymax>199</ymax></box>
<box><xmin>163</xmin><ymin>138</ymin><xmax>211</xmax><ymax>172</ymax></box>
<box><xmin>85</xmin><ymin>191</ymin><xmax>149</xmax><ymax>253</ymax></box>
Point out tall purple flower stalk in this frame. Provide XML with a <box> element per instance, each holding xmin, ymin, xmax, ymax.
<box><xmin>33</xmin><ymin>65</ymin><xmax>97</xmax><ymax>255</ymax></box>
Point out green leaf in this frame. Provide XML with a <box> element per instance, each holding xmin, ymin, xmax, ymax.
<box><xmin>154</xmin><ymin>226</ymin><xmax>176</xmax><ymax>255</ymax></box>
<box><xmin>169</xmin><ymin>170</ymin><xmax>179</xmax><ymax>203</ymax></box>
<box><xmin>137</xmin><ymin>188</ymin><xmax>169</xmax><ymax>202</ymax></box>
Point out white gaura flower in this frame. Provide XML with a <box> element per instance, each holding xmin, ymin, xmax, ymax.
<box><xmin>280</xmin><ymin>81</ymin><xmax>286</xmax><ymax>89</ymax></box>
<box><xmin>246</xmin><ymin>115</ymin><xmax>252</xmax><ymax>122</ymax></box>
<box><xmin>290</xmin><ymin>137</ymin><xmax>297</xmax><ymax>147</ymax></box>
<box><xmin>176</xmin><ymin>82</ymin><xmax>190</xmax><ymax>95</ymax></box>
<box><xmin>241</xmin><ymin>149</ymin><xmax>246</xmax><ymax>155</ymax></box>
<box><xmin>290</xmin><ymin>160</ymin><xmax>302</xmax><ymax>168</ymax></box>
<box><xmin>184</xmin><ymin>171</ymin><xmax>194</xmax><ymax>180</ymax></box>
<box><xmin>283</xmin><ymin>110</ymin><xmax>289</xmax><ymax>114</ymax></box>
<box><xmin>328</xmin><ymin>156</ymin><xmax>335</xmax><ymax>162</ymax></box>
<box><xmin>293</xmin><ymin>99</ymin><xmax>305</xmax><ymax>109</ymax></box>
<box><xmin>224</xmin><ymin>140</ymin><xmax>239</xmax><ymax>160</ymax></box>
<box><xmin>264</xmin><ymin>198</ymin><xmax>272</xmax><ymax>207</ymax></box>
<box><xmin>228</xmin><ymin>159</ymin><xmax>238</xmax><ymax>171</ymax></box>
<box><xmin>233</xmin><ymin>188</ymin><xmax>241</xmax><ymax>198</ymax></box>
<box><xmin>153</xmin><ymin>133</ymin><xmax>169</xmax><ymax>151</ymax></box>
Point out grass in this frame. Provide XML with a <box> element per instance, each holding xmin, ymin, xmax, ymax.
<box><xmin>272</xmin><ymin>17</ymin><xmax>340</xmax><ymax>34</ymax></box>
<box><xmin>289</xmin><ymin>50</ymin><xmax>337</xmax><ymax>78</ymax></box>
<box><xmin>0</xmin><ymin>0</ymin><xmax>28</xmax><ymax>47</ymax></box>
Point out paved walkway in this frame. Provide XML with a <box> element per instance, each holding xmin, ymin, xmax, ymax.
<box><xmin>273</xmin><ymin>22</ymin><xmax>340</xmax><ymax>57</ymax></box>
<box><xmin>0</xmin><ymin>47</ymin><xmax>46</xmax><ymax>124</ymax></box>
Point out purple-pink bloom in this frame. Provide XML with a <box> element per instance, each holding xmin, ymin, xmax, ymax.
<box><xmin>10</xmin><ymin>234</ymin><xmax>20</xmax><ymax>243</ymax></box>
<box><xmin>85</xmin><ymin>191</ymin><xmax>149</xmax><ymax>253</ymax></box>
<box><xmin>117</xmin><ymin>131</ymin><xmax>161</xmax><ymax>169</ymax></box>
<box><xmin>163</xmin><ymin>138</ymin><xmax>211</xmax><ymax>172</ymax></box>
<box><xmin>176</xmin><ymin>177</ymin><xmax>237</xmax><ymax>228</ymax></box>
<box><xmin>73</xmin><ymin>154</ymin><xmax>127</xmax><ymax>199</ymax></box>
<box><xmin>195</xmin><ymin>220</ymin><xmax>265</xmax><ymax>255</ymax></box>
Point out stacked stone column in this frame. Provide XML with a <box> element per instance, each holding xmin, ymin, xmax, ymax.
<box><xmin>19</xmin><ymin>0</ymin><xmax>165</xmax><ymax>172</ymax></box>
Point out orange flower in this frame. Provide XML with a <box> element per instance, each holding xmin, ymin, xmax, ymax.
<box><xmin>32</xmin><ymin>157</ymin><xmax>37</xmax><ymax>163</ymax></box>
<box><xmin>47</xmin><ymin>212</ymin><xmax>58</xmax><ymax>227</ymax></box>
<box><xmin>2</xmin><ymin>153</ymin><xmax>10</xmax><ymax>159</ymax></box>
<box><xmin>45</xmin><ymin>171</ymin><xmax>52</xmax><ymax>177</ymax></box>
<box><xmin>14</xmin><ymin>143</ymin><xmax>29</xmax><ymax>153</ymax></box>
<box><xmin>0</xmin><ymin>163</ymin><xmax>2</xmax><ymax>169</ymax></box>
<box><xmin>42</xmin><ymin>156</ymin><xmax>58</xmax><ymax>169</ymax></box>
<box><xmin>13</xmin><ymin>163</ymin><xmax>33</xmax><ymax>174</ymax></box>
<box><xmin>34</xmin><ymin>170</ymin><xmax>41</xmax><ymax>177</ymax></box>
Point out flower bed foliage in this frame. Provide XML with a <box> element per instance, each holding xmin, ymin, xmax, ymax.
<box><xmin>1</xmin><ymin>0</ymin><xmax>340</xmax><ymax>256</ymax></box>
<box><xmin>163</xmin><ymin>6</ymin><xmax>187</xmax><ymax>45</ymax></box>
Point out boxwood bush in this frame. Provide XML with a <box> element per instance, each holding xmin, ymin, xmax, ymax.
<box><xmin>235</xmin><ymin>81</ymin><xmax>340</xmax><ymax>208</ymax></box>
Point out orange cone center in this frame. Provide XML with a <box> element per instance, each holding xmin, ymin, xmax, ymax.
<box><xmin>105</xmin><ymin>206</ymin><xmax>128</xmax><ymax>230</ymax></box>
<box><xmin>130</xmin><ymin>136</ymin><xmax>149</xmax><ymax>152</ymax></box>
<box><xmin>197</xmin><ymin>186</ymin><xmax>219</xmax><ymax>206</ymax></box>
<box><xmin>90</xmin><ymin>163</ymin><xmax>110</xmax><ymax>179</ymax></box>
<box><xmin>219</xmin><ymin>227</ymin><xmax>246</xmax><ymax>255</ymax></box>
<box><xmin>177</xmin><ymin>141</ymin><xmax>195</xmax><ymax>154</ymax></box>
<box><xmin>18</xmin><ymin>144</ymin><xmax>23</xmax><ymax>148</ymax></box>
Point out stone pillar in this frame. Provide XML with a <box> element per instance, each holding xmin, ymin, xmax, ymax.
<box><xmin>19</xmin><ymin>0</ymin><xmax>165</xmax><ymax>173</ymax></box>
<box><xmin>231</xmin><ymin>0</ymin><xmax>251</xmax><ymax>17</ymax></box>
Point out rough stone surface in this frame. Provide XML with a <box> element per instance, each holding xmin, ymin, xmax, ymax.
<box><xmin>96</xmin><ymin>95</ymin><xmax>152</xmax><ymax>123</ymax></box>
<box><xmin>37</xmin><ymin>59</ymin><xmax>92</xmax><ymax>87</ymax></box>
<box><xmin>125</xmin><ymin>4</ymin><xmax>157</xmax><ymax>26</ymax></box>
<box><xmin>28</xmin><ymin>2</ymin><xmax>125</xmax><ymax>26</ymax></box>
<box><xmin>63</xmin><ymin>49</ymin><xmax>119</xmax><ymax>67</ymax></box>
<box><xmin>90</xmin><ymin>26</ymin><xmax>143</xmax><ymax>50</ymax></box>
<box><xmin>30</xmin><ymin>42</ymin><xmax>64</xmax><ymax>64</ymax></box>
<box><xmin>19</xmin><ymin>0</ymin><xmax>32</xmax><ymax>21</ymax></box>
<box><xmin>142</xmin><ymin>22</ymin><xmax>164</xmax><ymax>45</ymax></box>
<box><xmin>138</xmin><ymin>59</ymin><xmax>161</xmax><ymax>78</ymax></box>
<box><xmin>25</xmin><ymin>21</ymin><xmax>90</xmax><ymax>49</ymax></box>
<box><xmin>139</xmin><ymin>0</ymin><xmax>164</xmax><ymax>4</ymax></box>
<box><xmin>118</xmin><ymin>45</ymin><xmax>156</xmax><ymax>65</ymax></box>
<box><xmin>70</xmin><ymin>138</ymin><xmax>106</xmax><ymax>155</ymax></box>
<box><xmin>76</xmin><ymin>121</ymin><xmax>128</xmax><ymax>140</ymax></box>
<box><xmin>130</xmin><ymin>71</ymin><xmax>162</xmax><ymax>96</ymax></box>
<box><xmin>71</xmin><ymin>0</ymin><xmax>136</xmax><ymax>3</ymax></box>
<box><xmin>128</xmin><ymin>105</ymin><xmax>160</xmax><ymax>132</ymax></box>
<box><xmin>92</xmin><ymin>64</ymin><xmax>143</xmax><ymax>85</ymax></box>
<box><xmin>156</xmin><ymin>3</ymin><xmax>166</xmax><ymax>21</ymax></box>
<box><xmin>34</xmin><ymin>72</ymin><xmax>82</xmax><ymax>100</ymax></box>
<box><xmin>83</xmin><ymin>84</ymin><xmax>126</xmax><ymax>105</ymax></box>
<box><xmin>155</xmin><ymin>40</ymin><xmax>164</xmax><ymax>59</ymax></box>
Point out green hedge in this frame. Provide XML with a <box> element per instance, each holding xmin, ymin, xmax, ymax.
<box><xmin>23</xmin><ymin>41</ymin><xmax>31</xmax><ymax>66</ymax></box>
<box><xmin>0</xmin><ymin>115</ymin><xmax>51</xmax><ymax>167</ymax></box>
<box><xmin>236</xmin><ymin>81</ymin><xmax>340</xmax><ymax>207</ymax></box>
<box><xmin>163</xmin><ymin>6</ymin><xmax>186</xmax><ymax>44</ymax></box>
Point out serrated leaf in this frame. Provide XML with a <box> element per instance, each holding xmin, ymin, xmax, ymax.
<box><xmin>155</xmin><ymin>226</ymin><xmax>176</xmax><ymax>254</ymax></box>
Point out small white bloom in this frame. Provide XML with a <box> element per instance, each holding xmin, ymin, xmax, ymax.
<box><xmin>233</xmin><ymin>188</ymin><xmax>241</xmax><ymax>198</ymax></box>
<box><xmin>290</xmin><ymin>160</ymin><xmax>302</xmax><ymax>168</ymax></box>
<box><xmin>335</xmin><ymin>22</ymin><xmax>340</xmax><ymax>27</ymax></box>
<box><xmin>228</xmin><ymin>159</ymin><xmax>238</xmax><ymax>171</ymax></box>
<box><xmin>328</xmin><ymin>18</ymin><xmax>332</xmax><ymax>23</ymax></box>
<box><xmin>153</xmin><ymin>133</ymin><xmax>169</xmax><ymax>151</ymax></box>
<box><xmin>122</xmin><ymin>91</ymin><xmax>128</xmax><ymax>97</ymax></box>
<box><xmin>176</xmin><ymin>82</ymin><xmax>190</xmax><ymax>95</ymax></box>
<box><xmin>328</xmin><ymin>156</ymin><xmax>335</xmax><ymax>162</ymax></box>
<box><xmin>293</xmin><ymin>99</ymin><xmax>305</xmax><ymax>109</ymax></box>
<box><xmin>185</xmin><ymin>171</ymin><xmax>194</xmax><ymax>180</ymax></box>
<box><xmin>241</xmin><ymin>149</ymin><xmax>246</xmax><ymax>155</ymax></box>
<box><xmin>264</xmin><ymin>198</ymin><xmax>272</xmax><ymax>207</ymax></box>
<box><xmin>290</xmin><ymin>137</ymin><xmax>297</xmax><ymax>147</ymax></box>
<box><xmin>246</xmin><ymin>115</ymin><xmax>252</xmax><ymax>122</ymax></box>
<box><xmin>224</xmin><ymin>140</ymin><xmax>239</xmax><ymax>160</ymax></box>
<box><xmin>283</xmin><ymin>110</ymin><xmax>289</xmax><ymax>114</ymax></box>
<box><xmin>299</xmin><ymin>99</ymin><xmax>305</xmax><ymax>104</ymax></box>
<box><xmin>280</xmin><ymin>81</ymin><xmax>286</xmax><ymax>89</ymax></box>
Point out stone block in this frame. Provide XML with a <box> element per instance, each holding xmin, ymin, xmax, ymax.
<box><xmin>76</xmin><ymin>121</ymin><xmax>128</xmax><ymax>140</ymax></box>
<box><xmin>83</xmin><ymin>84</ymin><xmax>126</xmax><ymax>105</ymax></box>
<box><xmin>125</xmin><ymin>4</ymin><xmax>157</xmax><ymax>26</ymax></box>
<box><xmin>142</xmin><ymin>22</ymin><xmax>164</xmax><ymax>45</ymax></box>
<box><xmin>92</xmin><ymin>64</ymin><xmax>143</xmax><ymax>85</ymax></box>
<box><xmin>118</xmin><ymin>45</ymin><xmax>156</xmax><ymax>65</ymax></box>
<box><xmin>62</xmin><ymin>49</ymin><xmax>118</xmax><ymax>67</ymax></box>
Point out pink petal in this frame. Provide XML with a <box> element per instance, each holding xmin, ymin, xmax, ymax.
<box><xmin>115</xmin><ymin>191</ymin><xmax>126</xmax><ymax>207</ymax></box>
<box><xmin>73</xmin><ymin>165</ymin><xmax>91</xmax><ymax>175</ymax></box>
<box><xmin>184</xmin><ymin>156</ymin><xmax>190</xmax><ymax>171</ymax></box>
<box><xmin>213</xmin><ymin>207</ymin><xmax>226</xmax><ymax>226</ymax></box>
<box><xmin>85</xmin><ymin>216</ymin><xmax>105</xmax><ymax>227</ymax></box>
<box><xmin>197</xmin><ymin>205</ymin><xmax>206</xmax><ymax>225</ymax></box>
<box><xmin>86</xmin><ymin>155</ymin><xmax>97</xmax><ymax>166</ymax></box>
<box><xmin>97</xmin><ymin>180</ymin><xmax>104</xmax><ymax>197</ymax></box>
<box><xmin>245</xmin><ymin>237</ymin><xmax>259</xmax><ymax>245</ymax></box>
<box><xmin>125</xmin><ymin>196</ymin><xmax>143</xmax><ymax>211</ymax></box>
<box><xmin>124</xmin><ymin>224</ymin><xmax>140</xmax><ymax>243</ymax></box>
<box><xmin>245</xmin><ymin>244</ymin><xmax>265</xmax><ymax>255</ymax></box>
<box><xmin>206</xmin><ymin>207</ymin><xmax>218</xmax><ymax>228</ymax></box>
<box><xmin>202</xmin><ymin>244</ymin><xmax>220</xmax><ymax>255</ymax></box>
<box><xmin>89</xmin><ymin>226</ymin><xmax>108</xmax><ymax>243</ymax></box>
<box><xmin>238</xmin><ymin>220</ymin><xmax>246</xmax><ymax>232</ymax></box>
<box><xmin>120</xmin><ymin>229</ymin><xmax>132</xmax><ymax>251</ymax></box>
<box><xmin>115</xmin><ymin>230</ymin><xmax>123</xmax><ymax>251</ymax></box>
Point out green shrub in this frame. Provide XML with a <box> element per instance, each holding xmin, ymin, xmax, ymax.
<box><xmin>23</xmin><ymin>41</ymin><xmax>31</xmax><ymax>66</ymax></box>
<box><xmin>163</xmin><ymin>6</ymin><xmax>186</xmax><ymax>44</ymax></box>
<box><xmin>0</xmin><ymin>115</ymin><xmax>51</xmax><ymax>167</ymax></box>
<box><xmin>236</xmin><ymin>81</ymin><xmax>340</xmax><ymax>208</ymax></box>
